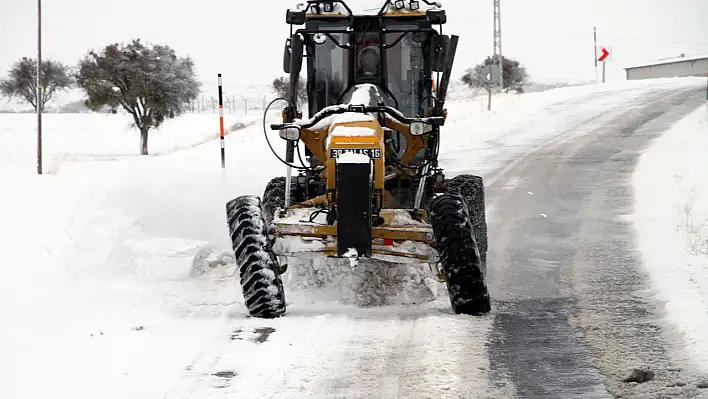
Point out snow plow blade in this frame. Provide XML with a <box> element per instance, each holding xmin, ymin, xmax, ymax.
<box><xmin>271</xmin><ymin>208</ymin><xmax>438</xmax><ymax>265</ymax></box>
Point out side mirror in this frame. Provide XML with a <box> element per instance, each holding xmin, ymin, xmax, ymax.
<box><xmin>431</xmin><ymin>35</ymin><xmax>450</xmax><ymax>72</ymax></box>
<box><xmin>290</xmin><ymin>34</ymin><xmax>304</xmax><ymax>76</ymax></box>
<box><xmin>283</xmin><ymin>39</ymin><xmax>291</xmax><ymax>73</ymax></box>
<box><xmin>286</xmin><ymin>9</ymin><xmax>306</xmax><ymax>25</ymax></box>
<box><xmin>289</xmin><ymin>33</ymin><xmax>305</xmax><ymax>106</ymax></box>
<box><xmin>290</xmin><ymin>33</ymin><xmax>304</xmax><ymax>81</ymax></box>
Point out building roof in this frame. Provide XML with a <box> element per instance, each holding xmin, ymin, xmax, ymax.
<box><xmin>624</xmin><ymin>54</ymin><xmax>708</xmax><ymax>70</ymax></box>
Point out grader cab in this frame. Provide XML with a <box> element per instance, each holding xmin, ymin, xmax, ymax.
<box><xmin>226</xmin><ymin>0</ymin><xmax>491</xmax><ymax>318</ymax></box>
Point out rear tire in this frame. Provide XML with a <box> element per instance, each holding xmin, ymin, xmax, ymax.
<box><xmin>444</xmin><ymin>174</ymin><xmax>488</xmax><ymax>270</ymax></box>
<box><xmin>226</xmin><ymin>195</ymin><xmax>286</xmax><ymax>318</ymax></box>
<box><xmin>430</xmin><ymin>193</ymin><xmax>491</xmax><ymax>315</ymax></box>
<box><xmin>262</xmin><ymin>176</ymin><xmax>302</xmax><ymax>225</ymax></box>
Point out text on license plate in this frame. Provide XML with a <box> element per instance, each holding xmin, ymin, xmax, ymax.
<box><xmin>329</xmin><ymin>148</ymin><xmax>381</xmax><ymax>159</ymax></box>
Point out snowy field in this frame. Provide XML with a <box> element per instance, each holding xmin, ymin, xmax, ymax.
<box><xmin>0</xmin><ymin>77</ymin><xmax>706</xmax><ymax>397</ymax></box>
<box><xmin>633</xmin><ymin>103</ymin><xmax>708</xmax><ymax>373</ymax></box>
<box><xmin>0</xmin><ymin>111</ymin><xmax>270</xmax><ymax>174</ymax></box>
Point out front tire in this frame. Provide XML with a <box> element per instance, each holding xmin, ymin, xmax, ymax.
<box><xmin>444</xmin><ymin>174</ymin><xmax>488</xmax><ymax>269</ymax></box>
<box><xmin>226</xmin><ymin>195</ymin><xmax>286</xmax><ymax>318</ymax></box>
<box><xmin>430</xmin><ymin>193</ymin><xmax>491</xmax><ymax>315</ymax></box>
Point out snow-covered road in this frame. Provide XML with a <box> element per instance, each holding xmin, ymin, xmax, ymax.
<box><xmin>1</xmin><ymin>78</ymin><xmax>707</xmax><ymax>398</ymax></box>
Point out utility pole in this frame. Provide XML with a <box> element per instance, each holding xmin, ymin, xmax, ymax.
<box><xmin>36</xmin><ymin>0</ymin><xmax>43</xmax><ymax>174</ymax></box>
<box><xmin>493</xmin><ymin>0</ymin><xmax>503</xmax><ymax>93</ymax></box>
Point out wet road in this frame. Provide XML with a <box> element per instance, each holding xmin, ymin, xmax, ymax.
<box><xmin>484</xmin><ymin>86</ymin><xmax>707</xmax><ymax>398</ymax></box>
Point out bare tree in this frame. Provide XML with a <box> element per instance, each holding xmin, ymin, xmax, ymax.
<box><xmin>76</xmin><ymin>39</ymin><xmax>200</xmax><ymax>155</ymax></box>
<box><xmin>272</xmin><ymin>76</ymin><xmax>307</xmax><ymax>106</ymax></box>
<box><xmin>0</xmin><ymin>57</ymin><xmax>74</xmax><ymax>110</ymax></box>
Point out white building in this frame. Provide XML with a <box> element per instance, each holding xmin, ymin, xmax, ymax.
<box><xmin>624</xmin><ymin>54</ymin><xmax>708</xmax><ymax>80</ymax></box>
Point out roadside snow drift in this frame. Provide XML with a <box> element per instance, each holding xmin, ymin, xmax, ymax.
<box><xmin>633</xmin><ymin>103</ymin><xmax>708</xmax><ymax>373</ymax></box>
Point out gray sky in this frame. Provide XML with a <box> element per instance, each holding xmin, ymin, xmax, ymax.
<box><xmin>1</xmin><ymin>0</ymin><xmax>707</xmax><ymax>89</ymax></box>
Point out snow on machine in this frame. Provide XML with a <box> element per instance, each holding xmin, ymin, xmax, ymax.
<box><xmin>225</xmin><ymin>0</ymin><xmax>491</xmax><ymax>318</ymax></box>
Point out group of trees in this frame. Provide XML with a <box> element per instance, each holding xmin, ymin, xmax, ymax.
<box><xmin>2</xmin><ymin>42</ymin><xmax>528</xmax><ymax>154</ymax></box>
<box><xmin>460</xmin><ymin>55</ymin><xmax>530</xmax><ymax>94</ymax></box>
<box><xmin>0</xmin><ymin>39</ymin><xmax>200</xmax><ymax>155</ymax></box>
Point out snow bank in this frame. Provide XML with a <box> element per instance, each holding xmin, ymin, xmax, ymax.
<box><xmin>633</xmin><ymin>103</ymin><xmax>708</xmax><ymax>372</ymax></box>
<box><xmin>0</xmin><ymin>172</ymin><xmax>246</xmax><ymax>398</ymax></box>
<box><xmin>0</xmin><ymin>113</ymin><xmax>278</xmax><ymax>397</ymax></box>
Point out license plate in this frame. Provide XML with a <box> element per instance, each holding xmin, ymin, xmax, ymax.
<box><xmin>329</xmin><ymin>148</ymin><xmax>381</xmax><ymax>159</ymax></box>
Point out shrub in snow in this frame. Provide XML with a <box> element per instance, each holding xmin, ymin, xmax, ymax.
<box><xmin>461</xmin><ymin>56</ymin><xmax>530</xmax><ymax>94</ymax></box>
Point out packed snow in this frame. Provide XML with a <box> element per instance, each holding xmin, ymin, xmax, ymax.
<box><xmin>633</xmin><ymin>102</ymin><xmax>708</xmax><ymax>373</ymax></box>
<box><xmin>0</xmin><ymin>76</ymin><xmax>706</xmax><ymax>398</ymax></box>
<box><xmin>332</xmin><ymin>112</ymin><xmax>376</xmax><ymax>125</ymax></box>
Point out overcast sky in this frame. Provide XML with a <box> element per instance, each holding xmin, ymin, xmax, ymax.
<box><xmin>1</xmin><ymin>0</ymin><xmax>707</xmax><ymax>90</ymax></box>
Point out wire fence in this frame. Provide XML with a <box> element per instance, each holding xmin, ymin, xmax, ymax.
<box><xmin>185</xmin><ymin>94</ymin><xmax>286</xmax><ymax>115</ymax></box>
<box><xmin>186</xmin><ymin>83</ymin><xmax>289</xmax><ymax>115</ymax></box>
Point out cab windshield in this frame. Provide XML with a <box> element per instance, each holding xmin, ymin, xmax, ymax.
<box><xmin>305</xmin><ymin>21</ymin><xmax>432</xmax><ymax>117</ymax></box>
<box><xmin>307</xmin><ymin>23</ymin><xmax>350</xmax><ymax>115</ymax></box>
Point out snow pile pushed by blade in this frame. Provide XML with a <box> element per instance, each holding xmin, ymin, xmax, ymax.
<box><xmin>271</xmin><ymin>208</ymin><xmax>441</xmax><ymax>306</ymax></box>
<box><xmin>282</xmin><ymin>257</ymin><xmax>440</xmax><ymax>307</ymax></box>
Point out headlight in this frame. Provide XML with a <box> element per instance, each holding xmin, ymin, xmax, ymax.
<box><xmin>313</xmin><ymin>33</ymin><xmax>327</xmax><ymax>44</ymax></box>
<box><xmin>409</xmin><ymin>121</ymin><xmax>428</xmax><ymax>136</ymax></box>
<box><xmin>279</xmin><ymin>126</ymin><xmax>300</xmax><ymax>141</ymax></box>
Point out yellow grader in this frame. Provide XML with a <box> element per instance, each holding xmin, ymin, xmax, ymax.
<box><xmin>226</xmin><ymin>0</ymin><xmax>491</xmax><ymax>318</ymax></box>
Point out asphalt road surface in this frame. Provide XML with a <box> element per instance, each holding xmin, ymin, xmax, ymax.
<box><xmin>484</xmin><ymin>85</ymin><xmax>708</xmax><ymax>398</ymax></box>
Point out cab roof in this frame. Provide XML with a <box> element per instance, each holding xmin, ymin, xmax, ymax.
<box><xmin>296</xmin><ymin>0</ymin><xmax>443</xmax><ymax>18</ymax></box>
<box><xmin>286</xmin><ymin>1</ymin><xmax>447</xmax><ymax>25</ymax></box>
